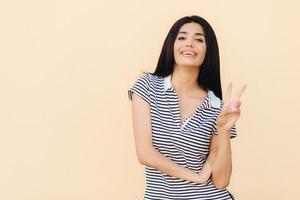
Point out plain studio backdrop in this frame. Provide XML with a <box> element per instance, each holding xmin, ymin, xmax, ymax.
<box><xmin>0</xmin><ymin>0</ymin><xmax>299</xmax><ymax>199</ymax></box>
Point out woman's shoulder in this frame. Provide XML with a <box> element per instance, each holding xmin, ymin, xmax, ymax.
<box><xmin>133</xmin><ymin>73</ymin><xmax>161</xmax><ymax>86</ymax></box>
<box><xmin>128</xmin><ymin>73</ymin><xmax>161</xmax><ymax>103</ymax></box>
<box><xmin>138</xmin><ymin>72</ymin><xmax>160</xmax><ymax>80</ymax></box>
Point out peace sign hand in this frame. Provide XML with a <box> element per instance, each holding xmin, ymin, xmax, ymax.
<box><xmin>216</xmin><ymin>83</ymin><xmax>247</xmax><ymax>132</ymax></box>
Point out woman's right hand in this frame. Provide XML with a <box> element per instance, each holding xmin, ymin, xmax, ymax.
<box><xmin>195</xmin><ymin>147</ymin><xmax>218</xmax><ymax>184</ymax></box>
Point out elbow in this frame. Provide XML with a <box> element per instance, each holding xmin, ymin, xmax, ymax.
<box><xmin>212</xmin><ymin>176</ymin><xmax>230</xmax><ymax>189</ymax></box>
<box><xmin>137</xmin><ymin>154</ymin><xmax>147</xmax><ymax>165</ymax></box>
<box><xmin>214</xmin><ymin>181</ymin><xmax>229</xmax><ymax>190</ymax></box>
<box><xmin>213</xmin><ymin>181</ymin><xmax>229</xmax><ymax>190</ymax></box>
<box><xmin>136</xmin><ymin>152</ymin><xmax>147</xmax><ymax>165</ymax></box>
<box><xmin>138</xmin><ymin>158</ymin><xmax>145</xmax><ymax>165</ymax></box>
<box><xmin>136</xmin><ymin>147</ymin><xmax>153</xmax><ymax>166</ymax></box>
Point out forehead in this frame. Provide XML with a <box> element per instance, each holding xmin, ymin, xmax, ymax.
<box><xmin>178</xmin><ymin>22</ymin><xmax>204</xmax><ymax>35</ymax></box>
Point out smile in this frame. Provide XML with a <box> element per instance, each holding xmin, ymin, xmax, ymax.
<box><xmin>181</xmin><ymin>51</ymin><xmax>197</xmax><ymax>56</ymax></box>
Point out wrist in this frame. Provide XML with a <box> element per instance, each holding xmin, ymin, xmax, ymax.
<box><xmin>196</xmin><ymin>164</ymin><xmax>212</xmax><ymax>184</ymax></box>
<box><xmin>216</xmin><ymin>126</ymin><xmax>231</xmax><ymax>134</ymax></box>
<box><xmin>195</xmin><ymin>173</ymin><xmax>208</xmax><ymax>184</ymax></box>
<box><xmin>192</xmin><ymin>171</ymin><xmax>205</xmax><ymax>184</ymax></box>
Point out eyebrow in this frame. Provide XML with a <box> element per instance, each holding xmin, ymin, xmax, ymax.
<box><xmin>178</xmin><ymin>31</ymin><xmax>205</xmax><ymax>36</ymax></box>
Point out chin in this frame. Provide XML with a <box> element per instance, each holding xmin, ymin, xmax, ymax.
<box><xmin>175</xmin><ymin>59</ymin><xmax>203</xmax><ymax>68</ymax></box>
<box><xmin>177</xmin><ymin>63</ymin><xmax>201</xmax><ymax>68</ymax></box>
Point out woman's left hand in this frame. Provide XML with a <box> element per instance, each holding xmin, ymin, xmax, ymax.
<box><xmin>216</xmin><ymin>83</ymin><xmax>247</xmax><ymax>132</ymax></box>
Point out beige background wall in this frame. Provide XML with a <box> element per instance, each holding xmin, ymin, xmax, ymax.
<box><xmin>0</xmin><ymin>0</ymin><xmax>299</xmax><ymax>199</ymax></box>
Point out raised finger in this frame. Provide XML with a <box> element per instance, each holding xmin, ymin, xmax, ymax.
<box><xmin>225</xmin><ymin>82</ymin><xmax>232</xmax><ymax>102</ymax></box>
<box><xmin>233</xmin><ymin>84</ymin><xmax>247</xmax><ymax>102</ymax></box>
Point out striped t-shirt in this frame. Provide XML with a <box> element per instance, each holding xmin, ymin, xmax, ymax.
<box><xmin>128</xmin><ymin>73</ymin><xmax>237</xmax><ymax>200</ymax></box>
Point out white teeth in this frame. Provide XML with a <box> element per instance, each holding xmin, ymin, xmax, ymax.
<box><xmin>182</xmin><ymin>51</ymin><xmax>196</xmax><ymax>56</ymax></box>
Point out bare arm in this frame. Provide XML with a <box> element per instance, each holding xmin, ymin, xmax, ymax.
<box><xmin>209</xmin><ymin>131</ymin><xmax>232</xmax><ymax>189</ymax></box>
<box><xmin>210</xmin><ymin>83</ymin><xmax>247</xmax><ymax>189</ymax></box>
<box><xmin>130</xmin><ymin>93</ymin><xmax>215</xmax><ymax>184</ymax></box>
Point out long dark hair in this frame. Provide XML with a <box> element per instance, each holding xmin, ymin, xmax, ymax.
<box><xmin>144</xmin><ymin>15</ymin><xmax>223</xmax><ymax>99</ymax></box>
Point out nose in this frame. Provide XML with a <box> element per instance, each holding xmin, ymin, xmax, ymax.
<box><xmin>185</xmin><ymin>38</ymin><xmax>193</xmax><ymax>47</ymax></box>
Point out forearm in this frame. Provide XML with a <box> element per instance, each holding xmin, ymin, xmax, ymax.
<box><xmin>211</xmin><ymin>129</ymin><xmax>232</xmax><ymax>188</ymax></box>
<box><xmin>140</xmin><ymin>147</ymin><xmax>211</xmax><ymax>184</ymax></box>
<box><xmin>199</xmin><ymin>159</ymin><xmax>214</xmax><ymax>183</ymax></box>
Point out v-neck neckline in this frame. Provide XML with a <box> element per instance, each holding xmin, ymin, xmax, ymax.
<box><xmin>167</xmin><ymin>85</ymin><xmax>209</xmax><ymax>130</ymax></box>
<box><xmin>162</xmin><ymin>74</ymin><xmax>211</xmax><ymax>131</ymax></box>
<box><xmin>176</xmin><ymin>91</ymin><xmax>209</xmax><ymax>130</ymax></box>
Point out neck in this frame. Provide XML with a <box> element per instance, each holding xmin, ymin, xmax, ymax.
<box><xmin>171</xmin><ymin>65</ymin><xmax>202</xmax><ymax>95</ymax></box>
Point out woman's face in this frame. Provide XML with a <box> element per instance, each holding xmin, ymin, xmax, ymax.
<box><xmin>173</xmin><ymin>22</ymin><xmax>206</xmax><ymax>68</ymax></box>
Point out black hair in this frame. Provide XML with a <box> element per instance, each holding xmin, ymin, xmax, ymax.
<box><xmin>143</xmin><ymin>15</ymin><xmax>223</xmax><ymax>99</ymax></box>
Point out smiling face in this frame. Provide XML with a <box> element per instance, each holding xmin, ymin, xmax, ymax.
<box><xmin>173</xmin><ymin>22</ymin><xmax>206</xmax><ymax>69</ymax></box>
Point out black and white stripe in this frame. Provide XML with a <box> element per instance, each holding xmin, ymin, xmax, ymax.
<box><xmin>128</xmin><ymin>74</ymin><xmax>237</xmax><ymax>200</ymax></box>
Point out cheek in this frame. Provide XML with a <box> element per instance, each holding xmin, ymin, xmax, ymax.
<box><xmin>198</xmin><ymin>44</ymin><xmax>206</xmax><ymax>53</ymax></box>
<box><xmin>196</xmin><ymin>46</ymin><xmax>206</xmax><ymax>58</ymax></box>
<box><xmin>173</xmin><ymin>44</ymin><xmax>181</xmax><ymax>58</ymax></box>
<box><xmin>173</xmin><ymin>51</ymin><xmax>180</xmax><ymax>64</ymax></box>
<box><xmin>173</xmin><ymin>42</ymin><xmax>180</xmax><ymax>52</ymax></box>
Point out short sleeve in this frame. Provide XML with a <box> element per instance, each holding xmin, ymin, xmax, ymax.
<box><xmin>212</xmin><ymin>124</ymin><xmax>237</xmax><ymax>139</ymax></box>
<box><xmin>128</xmin><ymin>74</ymin><xmax>151</xmax><ymax>104</ymax></box>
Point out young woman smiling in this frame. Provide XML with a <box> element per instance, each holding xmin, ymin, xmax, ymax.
<box><xmin>128</xmin><ymin>15</ymin><xmax>246</xmax><ymax>200</ymax></box>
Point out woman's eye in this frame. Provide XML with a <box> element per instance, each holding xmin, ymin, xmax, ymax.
<box><xmin>178</xmin><ymin>37</ymin><xmax>204</xmax><ymax>42</ymax></box>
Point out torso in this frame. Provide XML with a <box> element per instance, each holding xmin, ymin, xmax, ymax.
<box><xmin>128</xmin><ymin>74</ymin><xmax>236</xmax><ymax>199</ymax></box>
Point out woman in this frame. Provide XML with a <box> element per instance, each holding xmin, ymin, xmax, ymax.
<box><xmin>128</xmin><ymin>15</ymin><xmax>246</xmax><ymax>200</ymax></box>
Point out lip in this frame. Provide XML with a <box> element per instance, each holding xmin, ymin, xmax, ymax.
<box><xmin>180</xmin><ymin>50</ymin><xmax>198</xmax><ymax>56</ymax></box>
